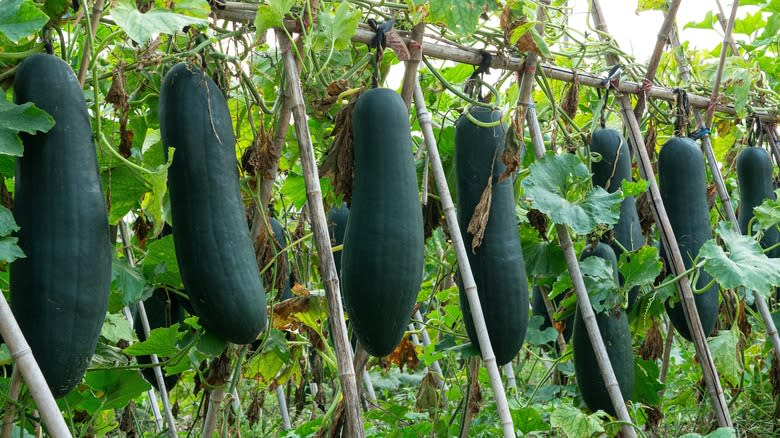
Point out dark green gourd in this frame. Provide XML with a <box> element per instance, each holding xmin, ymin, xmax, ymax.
<box><xmin>159</xmin><ymin>63</ymin><xmax>266</xmax><ymax>344</ymax></box>
<box><xmin>135</xmin><ymin>288</ymin><xmax>187</xmax><ymax>391</ymax></box>
<box><xmin>11</xmin><ymin>54</ymin><xmax>112</xmax><ymax>398</ymax></box>
<box><xmin>341</xmin><ymin>88</ymin><xmax>424</xmax><ymax>357</ymax></box>
<box><xmin>455</xmin><ymin>107</ymin><xmax>529</xmax><ymax>366</ymax></box>
<box><xmin>658</xmin><ymin>137</ymin><xmax>718</xmax><ymax>341</ymax></box>
<box><xmin>327</xmin><ymin>203</ymin><xmax>349</xmax><ymax>279</ymax></box>
<box><xmin>736</xmin><ymin>147</ymin><xmax>780</xmax><ymax>258</ymax></box>
<box><xmin>573</xmin><ymin>243</ymin><xmax>634</xmax><ymax>416</ymax></box>
<box><xmin>269</xmin><ymin>217</ymin><xmax>293</xmax><ymax>301</ymax></box>
<box><xmin>589</xmin><ymin>128</ymin><xmax>643</xmax><ymax>307</ymax></box>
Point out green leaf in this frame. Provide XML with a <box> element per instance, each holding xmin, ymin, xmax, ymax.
<box><xmin>734</xmin><ymin>11</ymin><xmax>766</xmax><ymax>35</ymax></box>
<box><xmin>0</xmin><ymin>98</ymin><xmax>55</xmax><ymax>156</ymax></box>
<box><xmin>101</xmin><ymin>312</ymin><xmax>135</xmax><ymax>344</ymax></box>
<box><xmin>103</xmin><ymin>165</ymin><xmax>147</xmax><ymax>224</ymax></box>
<box><xmin>529</xmin><ymin>28</ymin><xmax>551</xmax><ymax>58</ymax></box>
<box><xmin>632</xmin><ymin>358</ymin><xmax>662</xmax><ymax>405</ymax></box>
<box><xmin>43</xmin><ymin>0</ymin><xmax>69</xmax><ymax>20</ymax></box>
<box><xmin>316</xmin><ymin>2</ymin><xmax>360</xmax><ymax>50</ymax></box>
<box><xmin>636</xmin><ymin>0</ymin><xmax>665</xmax><ymax>12</ymax></box>
<box><xmin>509</xmin><ymin>20</ymin><xmax>535</xmax><ymax>45</ymax></box>
<box><xmin>707</xmin><ymin>329</ymin><xmax>741</xmax><ymax>386</ymax></box>
<box><xmin>254</xmin><ymin>0</ymin><xmax>295</xmax><ymax>37</ymax></box>
<box><xmin>512</xmin><ymin>405</ymin><xmax>549</xmax><ymax>433</ymax></box>
<box><xmin>684</xmin><ymin>11</ymin><xmax>717</xmax><ymax>31</ymax></box>
<box><xmin>111</xmin><ymin>257</ymin><xmax>147</xmax><ymax>306</ymax></box>
<box><xmin>111</xmin><ymin>0</ymin><xmax>207</xmax><ymax>44</ymax></box>
<box><xmin>579</xmin><ymin>256</ymin><xmax>619</xmax><ymax>312</ymax></box>
<box><xmin>621</xmin><ymin>178</ymin><xmax>648</xmax><ymax>197</ymax></box>
<box><xmin>0</xmin><ymin>237</ymin><xmax>25</xmax><ymax>263</ymax></box>
<box><xmin>84</xmin><ymin>369</ymin><xmax>151</xmax><ymax>410</ymax></box>
<box><xmin>0</xmin><ymin>205</ymin><xmax>19</xmax><ymax>236</ymax></box>
<box><xmin>141</xmin><ymin>234</ymin><xmax>182</xmax><ymax>288</ymax></box>
<box><xmin>197</xmin><ymin>331</ymin><xmax>228</xmax><ymax>357</ymax></box>
<box><xmin>427</xmin><ymin>0</ymin><xmax>491</xmax><ymax>36</ymax></box>
<box><xmin>525</xmin><ymin>314</ymin><xmax>559</xmax><ymax>346</ymax></box>
<box><xmin>0</xmin><ymin>0</ymin><xmax>49</xmax><ymax>43</ymax></box>
<box><xmin>522</xmin><ymin>153</ymin><xmax>622</xmax><ymax>235</ymax></box>
<box><xmin>619</xmin><ymin>246</ymin><xmax>662</xmax><ymax>291</ymax></box>
<box><xmin>550</xmin><ymin>404</ymin><xmax>605</xmax><ymax>438</ymax></box>
<box><xmin>754</xmin><ymin>190</ymin><xmax>780</xmax><ymax>231</ymax></box>
<box><xmin>700</xmin><ymin>222</ymin><xmax>780</xmax><ymax>295</ymax></box>
<box><xmin>124</xmin><ymin>324</ymin><xmax>180</xmax><ymax>357</ymax></box>
<box><xmin>520</xmin><ymin>227</ymin><xmax>567</xmax><ymax>279</ymax></box>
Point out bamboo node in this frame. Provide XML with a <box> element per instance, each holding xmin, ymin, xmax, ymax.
<box><xmin>11</xmin><ymin>347</ymin><xmax>31</xmax><ymax>360</ymax></box>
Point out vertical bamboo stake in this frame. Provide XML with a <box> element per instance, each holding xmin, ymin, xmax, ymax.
<box><xmin>521</xmin><ymin>3</ymin><xmax>635</xmax><ymax>434</ymax></box>
<box><xmin>633</xmin><ymin>0</ymin><xmax>682</xmax><ymax>120</ymax></box>
<box><xmin>275</xmin><ymin>386</ymin><xmax>291</xmax><ymax>430</ymax></box>
<box><xmin>276</xmin><ymin>30</ymin><xmax>364</xmax><ymax>438</ymax></box>
<box><xmin>412</xmin><ymin>310</ymin><xmax>447</xmax><ymax>389</ymax></box>
<box><xmin>119</xmin><ymin>222</ymin><xmax>178</xmax><ymax>437</ymax></box>
<box><xmin>0</xmin><ymin>294</ymin><xmax>71</xmax><ymax>437</ymax></box>
<box><xmin>121</xmin><ymin>306</ymin><xmax>165</xmax><ymax>433</ymax></box>
<box><xmin>668</xmin><ymin>13</ymin><xmax>780</xmax><ymax>364</ymax></box>
<box><xmin>503</xmin><ymin>364</ymin><xmax>517</xmax><ymax>393</ymax></box>
<box><xmin>2</xmin><ymin>368</ymin><xmax>22</xmax><ymax>438</ymax></box>
<box><xmin>589</xmin><ymin>0</ymin><xmax>733</xmax><ymax>427</ymax></box>
<box><xmin>400</xmin><ymin>23</ymin><xmax>426</xmax><ymax>108</ymax></box>
<box><xmin>414</xmin><ymin>82</ymin><xmax>515</xmax><ymax>437</ymax></box>
<box><xmin>202</xmin><ymin>387</ymin><xmax>224</xmax><ymax>438</ymax></box>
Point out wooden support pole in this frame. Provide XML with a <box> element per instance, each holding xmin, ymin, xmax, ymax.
<box><xmin>77</xmin><ymin>0</ymin><xmax>105</xmax><ymax>86</ymax></box>
<box><xmin>413</xmin><ymin>82</ymin><xmax>515</xmax><ymax>437</ymax></box>
<box><xmin>276</xmin><ymin>386</ymin><xmax>291</xmax><ymax>430</ymax></box>
<box><xmin>590</xmin><ymin>0</ymin><xmax>732</xmax><ymax>427</ymax></box>
<box><xmin>633</xmin><ymin>0</ymin><xmax>681</xmax><ymax>120</ymax></box>
<box><xmin>276</xmin><ymin>30</ymin><xmax>365</xmax><ymax>438</ymax></box>
<box><xmin>0</xmin><ymin>294</ymin><xmax>71</xmax><ymax>437</ymax></box>
<box><xmin>2</xmin><ymin>368</ymin><xmax>23</xmax><ymax>438</ymax></box>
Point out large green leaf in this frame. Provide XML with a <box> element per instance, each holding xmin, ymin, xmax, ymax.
<box><xmin>522</xmin><ymin>153</ymin><xmax>622</xmax><ymax>235</ymax></box>
<box><xmin>632</xmin><ymin>358</ymin><xmax>663</xmax><ymax>405</ymax></box>
<box><xmin>111</xmin><ymin>0</ymin><xmax>207</xmax><ymax>44</ymax></box>
<box><xmin>700</xmin><ymin>222</ymin><xmax>780</xmax><ymax>295</ymax></box>
<box><xmin>141</xmin><ymin>234</ymin><xmax>182</xmax><ymax>288</ymax></box>
<box><xmin>0</xmin><ymin>205</ymin><xmax>19</xmax><ymax>236</ymax></box>
<box><xmin>254</xmin><ymin>0</ymin><xmax>295</xmax><ymax>38</ymax></box>
<box><xmin>524</xmin><ymin>314</ymin><xmax>559</xmax><ymax>346</ymax></box>
<box><xmin>619</xmin><ymin>246</ymin><xmax>662</xmax><ymax>291</ymax></box>
<box><xmin>124</xmin><ymin>324</ymin><xmax>180</xmax><ymax>357</ymax></box>
<box><xmin>84</xmin><ymin>369</ymin><xmax>151</xmax><ymax>410</ymax></box>
<box><xmin>111</xmin><ymin>257</ymin><xmax>147</xmax><ymax>306</ymax></box>
<box><xmin>0</xmin><ymin>98</ymin><xmax>55</xmax><ymax>156</ymax></box>
<box><xmin>549</xmin><ymin>404</ymin><xmax>605</xmax><ymax>438</ymax></box>
<box><xmin>315</xmin><ymin>2</ymin><xmax>360</xmax><ymax>50</ymax></box>
<box><xmin>427</xmin><ymin>0</ymin><xmax>492</xmax><ymax>36</ymax></box>
<box><xmin>0</xmin><ymin>237</ymin><xmax>24</xmax><ymax>263</ymax></box>
<box><xmin>0</xmin><ymin>0</ymin><xmax>49</xmax><ymax>43</ymax></box>
<box><xmin>707</xmin><ymin>329</ymin><xmax>741</xmax><ymax>386</ymax></box>
<box><xmin>753</xmin><ymin>190</ymin><xmax>780</xmax><ymax>232</ymax></box>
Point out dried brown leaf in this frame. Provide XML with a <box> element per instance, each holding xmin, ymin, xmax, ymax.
<box><xmin>638</xmin><ymin>319</ymin><xmax>663</xmax><ymax>361</ymax></box>
<box><xmin>384</xmin><ymin>335</ymin><xmax>419</xmax><ymax>372</ymax></box>
<box><xmin>415</xmin><ymin>372</ymin><xmax>444</xmax><ymax>411</ymax></box>
<box><xmin>467</xmin><ymin>179</ymin><xmax>493</xmax><ymax>253</ymax></box>
<box><xmin>319</xmin><ymin>97</ymin><xmax>358</xmax><ymax>202</ymax></box>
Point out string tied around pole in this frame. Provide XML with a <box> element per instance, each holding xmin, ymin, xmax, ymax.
<box><xmin>596</xmin><ymin>64</ymin><xmax>622</xmax><ymax>128</ymax></box>
<box><xmin>748</xmin><ymin>114</ymin><xmax>763</xmax><ymax>147</ymax></box>
<box><xmin>367</xmin><ymin>18</ymin><xmax>395</xmax><ymax>88</ymax></box>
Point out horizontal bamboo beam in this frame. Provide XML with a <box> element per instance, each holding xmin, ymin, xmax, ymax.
<box><xmin>212</xmin><ymin>3</ymin><xmax>779</xmax><ymax>123</ymax></box>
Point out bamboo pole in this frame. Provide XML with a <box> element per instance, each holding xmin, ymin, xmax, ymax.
<box><xmin>589</xmin><ymin>0</ymin><xmax>733</xmax><ymax>427</ymax></box>
<box><xmin>414</xmin><ymin>82</ymin><xmax>515</xmax><ymax>437</ymax></box>
<box><xmin>77</xmin><ymin>0</ymin><xmax>105</xmax><ymax>86</ymax></box>
<box><xmin>633</xmin><ymin>0</ymin><xmax>681</xmax><ymax>120</ymax></box>
<box><xmin>668</xmin><ymin>9</ymin><xmax>780</xmax><ymax>364</ymax></box>
<box><xmin>400</xmin><ymin>23</ymin><xmax>425</xmax><ymax>108</ymax></box>
<box><xmin>2</xmin><ymin>368</ymin><xmax>22</xmax><ymax>438</ymax></box>
<box><xmin>0</xmin><ymin>294</ymin><xmax>71</xmax><ymax>437</ymax></box>
<box><xmin>519</xmin><ymin>4</ymin><xmax>634</xmax><ymax>433</ymax></box>
<box><xmin>276</xmin><ymin>30</ymin><xmax>364</xmax><ymax>438</ymax></box>
<box><xmin>275</xmin><ymin>386</ymin><xmax>291</xmax><ymax>430</ymax></box>
<box><xmin>412</xmin><ymin>310</ymin><xmax>446</xmax><ymax>389</ymax></box>
<box><xmin>118</xmin><ymin>222</ymin><xmax>178</xmax><ymax>437</ymax></box>
<box><xmin>503</xmin><ymin>364</ymin><xmax>517</xmax><ymax>393</ymax></box>
<box><xmin>209</xmin><ymin>4</ymin><xmax>780</xmax><ymax>123</ymax></box>
<box><xmin>765</xmin><ymin>127</ymin><xmax>780</xmax><ymax>168</ymax></box>
<box><xmin>202</xmin><ymin>386</ymin><xmax>224</xmax><ymax>438</ymax></box>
